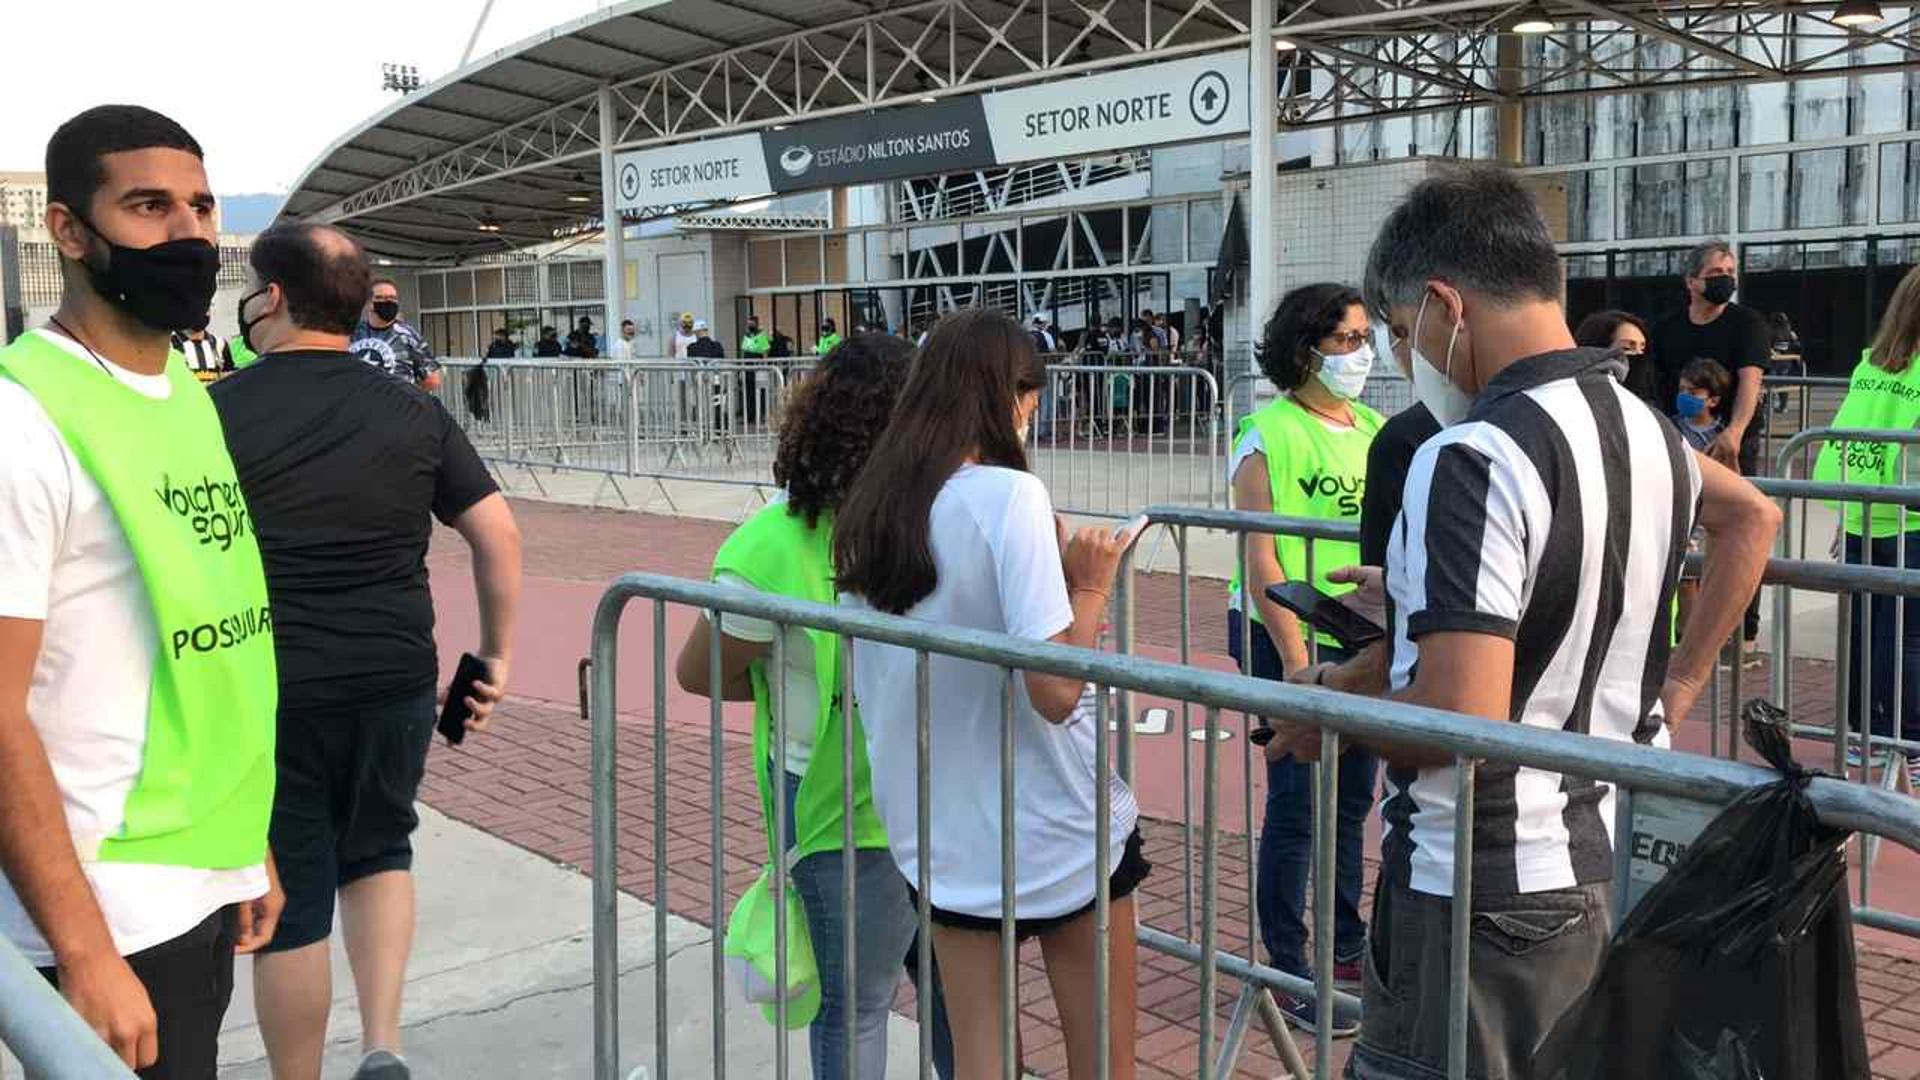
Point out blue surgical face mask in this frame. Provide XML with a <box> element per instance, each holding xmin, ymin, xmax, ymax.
<box><xmin>1674</xmin><ymin>391</ymin><xmax>1708</xmax><ymax>420</ymax></box>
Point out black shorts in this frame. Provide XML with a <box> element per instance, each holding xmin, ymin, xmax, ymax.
<box><xmin>913</xmin><ymin>828</ymin><xmax>1151</xmax><ymax>940</ymax></box>
<box><xmin>41</xmin><ymin>907</ymin><xmax>235</xmax><ymax>1080</ymax></box>
<box><xmin>263</xmin><ymin>688</ymin><xmax>438</xmax><ymax>953</ymax></box>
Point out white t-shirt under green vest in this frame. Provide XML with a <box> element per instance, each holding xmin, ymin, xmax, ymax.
<box><xmin>715</xmin><ymin>570</ymin><xmax>819</xmax><ymax>776</ymax></box>
<box><xmin>1227</xmin><ymin>396</ymin><xmax>1383</xmax><ymax>646</ymax></box>
<box><xmin>0</xmin><ymin>331</ymin><xmax>266</xmax><ymax>965</ymax></box>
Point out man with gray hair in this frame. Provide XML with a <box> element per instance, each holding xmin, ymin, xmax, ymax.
<box><xmin>1649</xmin><ymin>239</ymin><xmax>1773</xmax><ymax>653</ymax></box>
<box><xmin>1272</xmin><ymin>166</ymin><xmax>1778</xmax><ymax>1078</ymax></box>
<box><xmin>1648</xmin><ymin>239</ymin><xmax>1770</xmax><ymax>473</ymax></box>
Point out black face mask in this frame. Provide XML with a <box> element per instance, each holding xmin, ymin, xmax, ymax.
<box><xmin>236</xmin><ymin>285</ymin><xmax>272</xmax><ymax>355</ymax></box>
<box><xmin>371</xmin><ymin>299</ymin><xmax>401</xmax><ymax>322</ymax></box>
<box><xmin>1701</xmin><ymin>275</ymin><xmax>1736</xmax><ymax>305</ymax></box>
<box><xmin>77</xmin><ymin>218</ymin><xmax>220</xmax><ymax>333</ymax></box>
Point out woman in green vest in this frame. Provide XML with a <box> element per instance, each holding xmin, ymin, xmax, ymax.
<box><xmin>672</xmin><ymin>333</ymin><xmax>950</xmax><ymax>1079</ymax></box>
<box><xmin>1815</xmin><ymin>263</ymin><xmax>1920</xmax><ymax>782</ymax></box>
<box><xmin>1229</xmin><ymin>282</ymin><xmax>1383</xmax><ymax>1035</ymax></box>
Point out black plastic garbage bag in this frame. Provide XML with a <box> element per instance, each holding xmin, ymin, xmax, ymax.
<box><xmin>1533</xmin><ymin>699</ymin><xmax>1869</xmax><ymax>1080</ymax></box>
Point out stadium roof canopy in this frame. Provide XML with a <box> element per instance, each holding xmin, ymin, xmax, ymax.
<box><xmin>283</xmin><ymin>0</ymin><xmax>1920</xmax><ymax>261</ymax></box>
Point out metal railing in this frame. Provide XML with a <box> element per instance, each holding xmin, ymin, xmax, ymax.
<box><xmin>0</xmin><ymin>935</ymin><xmax>137</xmax><ymax>1078</ymax></box>
<box><xmin>1765</xmin><ymin>429</ymin><xmax>1920</xmax><ymax>899</ymax></box>
<box><xmin>1027</xmin><ymin>363</ymin><xmax>1221</xmax><ymax>517</ymax></box>
<box><xmin>1108</xmin><ymin>496</ymin><xmax>1920</xmax><ymax>1037</ymax></box>
<box><xmin>587</xmin><ymin>551</ymin><xmax>1920</xmax><ymax>1080</ymax></box>
<box><xmin>437</xmin><ymin>359</ymin><xmax>791</xmax><ymax>507</ymax></box>
<box><xmin>442</xmin><ymin>357</ymin><xmax>1232</xmax><ymax>518</ymax></box>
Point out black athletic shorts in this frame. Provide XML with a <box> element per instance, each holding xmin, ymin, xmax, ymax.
<box><xmin>40</xmin><ymin>907</ymin><xmax>236</xmax><ymax>1080</ymax></box>
<box><xmin>911</xmin><ymin>827</ymin><xmax>1151</xmax><ymax>940</ymax></box>
<box><xmin>262</xmin><ymin>688</ymin><xmax>438</xmax><ymax>952</ymax></box>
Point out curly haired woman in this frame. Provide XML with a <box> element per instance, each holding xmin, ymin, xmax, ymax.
<box><xmin>674</xmin><ymin>332</ymin><xmax>951</xmax><ymax>1079</ymax></box>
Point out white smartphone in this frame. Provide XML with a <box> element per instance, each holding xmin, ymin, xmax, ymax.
<box><xmin>1112</xmin><ymin>512</ymin><xmax>1150</xmax><ymax>543</ymax></box>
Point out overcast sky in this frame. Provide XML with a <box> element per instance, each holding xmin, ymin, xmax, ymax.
<box><xmin>0</xmin><ymin>0</ymin><xmax>607</xmax><ymax>194</ymax></box>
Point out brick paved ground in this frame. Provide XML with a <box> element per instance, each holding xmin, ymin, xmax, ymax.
<box><xmin>423</xmin><ymin>499</ymin><xmax>1920</xmax><ymax>1078</ymax></box>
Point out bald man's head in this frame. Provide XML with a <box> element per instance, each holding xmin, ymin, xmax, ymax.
<box><xmin>248</xmin><ymin>222</ymin><xmax>372</xmax><ymax>336</ymax></box>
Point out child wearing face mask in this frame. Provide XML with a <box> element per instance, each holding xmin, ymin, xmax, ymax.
<box><xmin>1673</xmin><ymin>357</ymin><xmax>1733</xmax><ymax>637</ymax></box>
<box><xmin>1673</xmin><ymin>356</ymin><xmax>1732</xmax><ymax>453</ymax></box>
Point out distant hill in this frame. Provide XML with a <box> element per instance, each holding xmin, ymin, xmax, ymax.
<box><xmin>219</xmin><ymin>193</ymin><xmax>286</xmax><ymax>235</ymax></box>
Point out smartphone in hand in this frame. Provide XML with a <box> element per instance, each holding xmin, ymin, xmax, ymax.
<box><xmin>1265</xmin><ymin>581</ymin><xmax>1387</xmax><ymax>652</ymax></box>
<box><xmin>438</xmin><ymin>652</ymin><xmax>490</xmax><ymax>746</ymax></box>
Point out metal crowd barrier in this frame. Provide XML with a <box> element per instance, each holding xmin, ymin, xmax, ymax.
<box><xmin>1026</xmin><ymin>364</ymin><xmax>1222</xmax><ymax>517</ymax></box>
<box><xmin>436</xmin><ymin>359</ymin><xmax>790</xmax><ymax>507</ymax></box>
<box><xmin>588</xmin><ymin>556</ymin><xmax>1920</xmax><ymax>1080</ymax></box>
<box><xmin>1763</xmin><ymin>375</ymin><xmax>1852</xmax><ymax>470</ymax></box>
<box><xmin>1765</xmin><ymin>429</ymin><xmax>1920</xmax><ymax>901</ymax></box>
<box><xmin>441</xmin><ymin>358</ymin><xmax>1236</xmax><ymax>518</ymax></box>
<box><xmin>0</xmin><ymin>934</ymin><xmax>136</xmax><ymax>1078</ymax></box>
<box><xmin>1104</xmin><ymin>497</ymin><xmax>1920</xmax><ymax>1073</ymax></box>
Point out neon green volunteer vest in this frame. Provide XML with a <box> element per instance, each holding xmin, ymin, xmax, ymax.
<box><xmin>1814</xmin><ymin>349</ymin><xmax>1920</xmax><ymax>538</ymax></box>
<box><xmin>0</xmin><ymin>334</ymin><xmax>276</xmax><ymax>868</ymax></box>
<box><xmin>814</xmin><ymin>333</ymin><xmax>843</xmax><ymax>357</ymax></box>
<box><xmin>228</xmin><ymin>335</ymin><xmax>259</xmax><ymax>369</ymax></box>
<box><xmin>741</xmin><ymin>331</ymin><xmax>772</xmax><ymax>357</ymax></box>
<box><xmin>1230</xmin><ymin>395</ymin><xmax>1383</xmax><ymax>648</ymax></box>
<box><xmin>711</xmin><ymin>501</ymin><xmax>889</xmax><ymax>863</ymax></box>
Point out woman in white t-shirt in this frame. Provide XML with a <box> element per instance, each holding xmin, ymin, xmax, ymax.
<box><xmin>673</xmin><ymin>334</ymin><xmax>952</xmax><ymax>1080</ymax></box>
<box><xmin>834</xmin><ymin>308</ymin><xmax>1144</xmax><ymax>1080</ymax></box>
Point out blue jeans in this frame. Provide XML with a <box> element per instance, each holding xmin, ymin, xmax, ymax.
<box><xmin>782</xmin><ymin>770</ymin><xmax>955</xmax><ymax>1080</ymax></box>
<box><xmin>1229</xmin><ymin>614</ymin><xmax>1379</xmax><ymax>978</ymax></box>
<box><xmin>1846</xmin><ymin>532</ymin><xmax>1920</xmax><ymax>746</ymax></box>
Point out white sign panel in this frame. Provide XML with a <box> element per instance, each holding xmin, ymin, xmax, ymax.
<box><xmin>982</xmin><ymin>49</ymin><xmax>1251</xmax><ymax>166</ymax></box>
<box><xmin>1623</xmin><ymin>791</ymin><xmax>1720</xmax><ymax>913</ymax></box>
<box><xmin>613</xmin><ymin>133</ymin><xmax>770</xmax><ymax>212</ymax></box>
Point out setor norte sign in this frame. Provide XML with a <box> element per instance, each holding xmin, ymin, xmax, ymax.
<box><xmin>981</xmin><ymin>49</ymin><xmax>1249</xmax><ymax>165</ymax></box>
<box><xmin>612</xmin><ymin>49</ymin><xmax>1250</xmax><ymax>213</ymax></box>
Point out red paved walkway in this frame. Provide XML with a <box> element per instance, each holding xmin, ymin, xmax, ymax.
<box><xmin>421</xmin><ymin>499</ymin><xmax>1920</xmax><ymax>1078</ymax></box>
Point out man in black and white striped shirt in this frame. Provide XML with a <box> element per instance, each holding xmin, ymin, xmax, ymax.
<box><xmin>172</xmin><ymin>325</ymin><xmax>230</xmax><ymax>373</ymax></box>
<box><xmin>1280</xmin><ymin>167</ymin><xmax>1778</xmax><ymax>1079</ymax></box>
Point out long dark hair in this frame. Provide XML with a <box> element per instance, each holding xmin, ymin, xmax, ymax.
<box><xmin>1572</xmin><ymin>309</ymin><xmax>1649</xmax><ymax>351</ymax></box>
<box><xmin>776</xmin><ymin>333</ymin><xmax>912</xmax><ymax>526</ymax></box>
<box><xmin>834</xmin><ymin>308</ymin><xmax>1045</xmax><ymax>614</ymax></box>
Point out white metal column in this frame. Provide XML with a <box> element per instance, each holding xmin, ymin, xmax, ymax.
<box><xmin>1248</xmin><ymin>0</ymin><xmax>1277</xmax><ymax>372</ymax></box>
<box><xmin>597</xmin><ymin>85</ymin><xmax>626</xmax><ymax>346</ymax></box>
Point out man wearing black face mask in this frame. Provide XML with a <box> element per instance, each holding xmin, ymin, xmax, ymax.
<box><xmin>348</xmin><ymin>279</ymin><xmax>441</xmax><ymax>391</ymax></box>
<box><xmin>1649</xmin><ymin>239</ymin><xmax>1773</xmax><ymax>654</ymax></box>
<box><xmin>0</xmin><ymin>104</ymin><xmax>284</xmax><ymax>1078</ymax></box>
<box><xmin>1649</xmin><ymin>240</ymin><xmax>1770</xmax><ymax>473</ymax></box>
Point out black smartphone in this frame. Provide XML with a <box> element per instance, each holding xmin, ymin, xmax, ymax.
<box><xmin>437</xmin><ymin>652</ymin><xmax>490</xmax><ymax>746</ymax></box>
<box><xmin>1265</xmin><ymin>581</ymin><xmax>1386</xmax><ymax>652</ymax></box>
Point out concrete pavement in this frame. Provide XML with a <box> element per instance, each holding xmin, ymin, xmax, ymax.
<box><xmin>213</xmin><ymin>807</ymin><xmax>933</xmax><ymax>1079</ymax></box>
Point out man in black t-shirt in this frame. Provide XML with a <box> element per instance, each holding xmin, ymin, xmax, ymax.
<box><xmin>1649</xmin><ymin>240</ymin><xmax>1771</xmax><ymax>647</ymax></box>
<box><xmin>211</xmin><ymin>224</ymin><xmax>524</xmax><ymax>1080</ymax></box>
<box><xmin>565</xmin><ymin>316</ymin><xmax>599</xmax><ymax>359</ymax></box>
<box><xmin>1358</xmin><ymin>403</ymin><xmax>1443</xmax><ymax>569</ymax></box>
<box><xmin>1648</xmin><ymin>240</ymin><xmax>1771</xmax><ymax>474</ymax></box>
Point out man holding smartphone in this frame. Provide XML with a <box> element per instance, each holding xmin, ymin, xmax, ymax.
<box><xmin>1275</xmin><ymin>167</ymin><xmax>1777</xmax><ymax>1080</ymax></box>
<box><xmin>209</xmin><ymin>222</ymin><xmax>523</xmax><ymax>1080</ymax></box>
